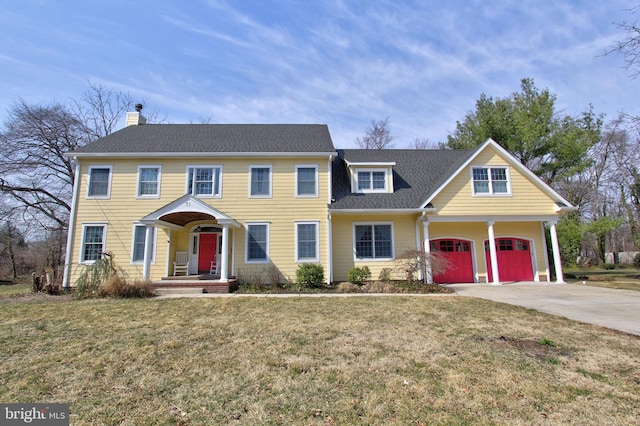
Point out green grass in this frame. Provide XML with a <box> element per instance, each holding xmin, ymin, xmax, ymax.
<box><xmin>0</xmin><ymin>282</ymin><xmax>32</xmax><ymax>297</ymax></box>
<box><xmin>0</xmin><ymin>296</ymin><xmax>638</xmax><ymax>425</ymax></box>
<box><xmin>565</xmin><ymin>267</ymin><xmax>640</xmax><ymax>291</ymax></box>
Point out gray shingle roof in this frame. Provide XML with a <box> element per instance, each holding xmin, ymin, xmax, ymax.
<box><xmin>330</xmin><ymin>149</ymin><xmax>472</xmax><ymax>210</ymax></box>
<box><xmin>71</xmin><ymin>124</ymin><xmax>336</xmax><ymax>154</ymax></box>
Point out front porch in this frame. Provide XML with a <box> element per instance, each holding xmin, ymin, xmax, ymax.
<box><xmin>152</xmin><ymin>275</ymin><xmax>239</xmax><ymax>293</ymax></box>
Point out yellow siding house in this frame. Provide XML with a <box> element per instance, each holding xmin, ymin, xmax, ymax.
<box><xmin>63</xmin><ymin>111</ymin><xmax>573</xmax><ymax>291</ymax></box>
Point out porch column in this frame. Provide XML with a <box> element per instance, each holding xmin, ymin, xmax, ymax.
<box><xmin>487</xmin><ymin>220</ymin><xmax>500</xmax><ymax>285</ymax></box>
<box><xmin>219</xmin><ymin>224</ymin><xmax>229</xmax><ymax>282</ymax></box>
<box><xmin>142</xmin><ymin>225</ymin><xmax>154</xmax><ymax>280</ymax></box>
<box><xmin>422</xmin><ymin>219</ymin><xmax>433</xmax><ymax>284</ymax></box>
<box><xmin>548</xmin><ymin>220</ymin><xmax>565</xmax><ymax>284</ymax></box>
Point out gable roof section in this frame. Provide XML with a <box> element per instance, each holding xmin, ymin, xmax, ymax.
<box><xmin>420</xmin><ymin>138</ymin><xmax>576</xmax><ymax>210</ymax></box>
<box><xmin>139</xmin><ymin>194</ymin><xmax>241</xmax><ymax>228</ymax></box>
<box><xmin>330</xmin><ymin>149</ymin><xmax>472</xmax><ymax>210</ymax></box>
<box><xmin>70</xmin><ymin>124</ymin><xmax>336</xmax><ymax>157</ymax></box>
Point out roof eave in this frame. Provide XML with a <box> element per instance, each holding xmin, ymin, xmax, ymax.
<box><xmin>65</xmin><ymin>151</ymin><xmax>338</xmax><ymax>159</ymax></box>
<box><xmin>328</xmin><ymin>208</ymin><xmax>436</xmax><ymax>214</ymax></box>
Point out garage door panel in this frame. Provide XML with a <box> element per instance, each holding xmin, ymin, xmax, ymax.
<box><xmin>431</xmin><ymin>239</ymin><xmax>474</xmax><ymax>283</ymax></box>
<box><xmin>485</xmin><ymin>238</ymin><xmax>533</xmax><ymax>282</ymax></box>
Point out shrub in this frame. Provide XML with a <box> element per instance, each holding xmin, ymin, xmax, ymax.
<box><xmin>295</xmin><ymin>263</ymin><xmax>325</xmax><ymax>289</ymax></box>
<box><xmin>337</xmin><ymin>282</ymin><xmax>361</xmax><ymax>293</ymax></box>
<box><xmin>75</xmin><ymin>254</ymin><xmax>121</xmax><ymax>298</ymax></box>
<box><xmin>347</xmin><ymin>266</ymin><xmax>371</xmax><ymax>285</ymax></box>
<box><xmin>634</xmin><ymin>253</ymin><xmax>640</xmax><ymax>269</ymax></box>
<box><xmin>378</xmin><ymin>267</ymin><xmax>392</xmax><ymax>283</ymax></box>
<box><xmin>602</xmin><ymin>263</ymin><xmax>616</xmax><ymax>270</ymax></box>
<box><xmin>363</xmin><ymin>281</ymin><xmax>398</xmax><ymax>293</ymax></box>
<box><xmin>98</xmin><ymin>276</ymin><xmax>156</xmax><ymax>298</ymax></box>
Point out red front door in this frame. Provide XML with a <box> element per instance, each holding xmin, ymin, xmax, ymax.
<box><xmin>485</xmin><ymin>238</ymin><xmax>533</xmax><ymax>282</ymax></box>
<box><xmin>198</xmin><ymin>234</ymin><xmax>218</xmax><ymax>274</ymax></box>
<box><xmin>430</xmin><ymin>239</ymin><xmax>474</xmax><ymax>283</ymax></box>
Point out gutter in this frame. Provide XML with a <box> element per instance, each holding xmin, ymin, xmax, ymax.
<box><xmin>63</xmin><ymin>151</ymin><xmax>339</xmax><ymax>159</ymax></box>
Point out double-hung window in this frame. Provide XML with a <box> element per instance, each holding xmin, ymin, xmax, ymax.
<box><xmin>81</xmin><ymin>224</ymin><xmax>107</xmax><ymax>263</ymax></box>
<box><xmin>137</xmin><ymin>166</ymin><xmax>161</xmax><ymax>198</ymax></box>
<box><xmin>296</xmin><ymin>222</ymin><xmax>319</xmax><ymax>262</ymax></box>
<box><xmin>131</xmin><ymin>225</ymin><xmax>156</xmax><ymax>263</ymax></box>
<box><xmin>354</xmin><ymin>223</ymin><xmax>393</xmax><ymax>260</ymax></box>
<box><xmin>87</xmin><ymin>166</ymin><xmax>112</xmax><ymax>198</ymax></box>
<box><xmin>246</xmin><ymin>223</ymin><xmax>269</xmax><ymax>262</ymax></box>
<box><xmin>296</xmin><ymin>165</ymin><xmax>318</xmax><ymax>197</ymax></box>
<box><xmin>357</xmin><ymin>170</ymin><xmax>387</xmax><ymax>192</ymax></box>
<box><xmin>250</xmin><ymin>166</ymin><xmax>272</xmax><ymax>197</ymax></box>
<box><xmin>472</xmin><ymin>166</ymin><xmax>510</xmax><ymax>195</ymax></box>
<box><xmin>187</xmin><ymin>166</ymin><xmax>222</xmax><ymax>197</ymax></box>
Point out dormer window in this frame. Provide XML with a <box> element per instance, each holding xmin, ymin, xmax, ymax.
<box><xmin>358</xmin><ymin>170</ymin><xmax>386</xmax><ymax>192</ymax></box>
<box><xmin>345</xmin><ymin>160</ymin><xmax>395</xmax><ymax>194</ymax></box>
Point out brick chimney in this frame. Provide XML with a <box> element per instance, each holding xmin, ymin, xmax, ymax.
<box><xmin>126</xmin><ymin>103</ymin><xmax>147</xmax><ymax>126</ymax></box>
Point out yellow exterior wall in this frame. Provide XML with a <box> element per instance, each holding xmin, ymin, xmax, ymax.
<box><xmin>331</xmin><ymin>213</ymin><xmax>420</xmax><ymax>282</ymax></box>
<box><xmin>431</xmin><ymin>148</ymin><xmax>559</xmax><ymax>217</ymax></box>
<box><xmin>68</xmin><ymin>156</ymin><xmax>331</xmax><ymax>284</ymax></box>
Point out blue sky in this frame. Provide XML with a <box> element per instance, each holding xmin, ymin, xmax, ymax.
<box><xmin>0</xmin><ymin>0</ymin><xmax>637</xmax><ymax>148</ymax></box>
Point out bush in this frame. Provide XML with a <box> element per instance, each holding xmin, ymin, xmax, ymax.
<box><xmin>634</xmin><ymin>253</ymin><xmax>640</xmax><ymax>269</ymax></box>
<box><xmin>602</xmin><ymin>263</ymin><xmax>616</xmax><ymax>270</ymax></box>
<box><xmin>98</xmin><ymin>276</ymin><xmax>156</xmax><ymax>298</ymax></box>
<box><xmin>347</xmin><ymin>266</ymin><xmax>371</xmax><ymax>285</ymax></box>
<box><xmin>75</xmin><ymin>254</ymin><xmax>120</xmax><ymax>298</ymax></box>
<box><xmin>378</xmin><ymin>268</ymin><xmax>392</xmax><ymax>283</ymax></box>
<box><xmin>337</xmin><ymin>282</ymin><xmax>361</xmax><ymax>293</ymax></box>
<box><xmin>295</xmin><ymin>263</ymin><xmax>325</xmax><ymax>289</ymax></box>
<box><xmin>363</xmin><ymin>281</ymin><xmax>398</xmax><ymax>293</ymax></box>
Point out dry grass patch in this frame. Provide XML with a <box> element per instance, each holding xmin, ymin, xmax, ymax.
<box><xmin>0</xmin><ymin>297</ymin><xmax>638</xmax><ymax>424</ymax></box>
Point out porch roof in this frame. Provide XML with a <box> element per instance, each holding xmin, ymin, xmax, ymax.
<box><xmin>139</xmin><ymin>194</ymin><xmax>241</xmax><ymax>228</ymax></box>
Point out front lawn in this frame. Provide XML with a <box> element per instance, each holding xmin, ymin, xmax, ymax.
<box><xmin>565</xmin><ymin>267</ymin><xmax>640</xmax><ymax>291</ymax></box>
<box><xmin>0</xmin><ymin>296</ymin><xmax>638</xmax><ymax>424</ymax></box>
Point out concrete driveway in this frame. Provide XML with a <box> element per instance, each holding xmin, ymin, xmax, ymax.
<box><xmin>446</xmin><ymin>282</ymin><xmax>640</xmax><ymax>336</ymax></box>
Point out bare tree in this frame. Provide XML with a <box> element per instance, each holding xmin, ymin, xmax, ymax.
<box><xmin>412</xmin><ymin>137</ymin><xmax>432</xmax><ymax>149</ymax></box>
<box><xmin>355</xmin><ymin>117</ymin><xmax>395</xmax><ymax>149</ymax></box>
<box><xmin>0</xmin><ymin>100</ymin><xmax>84</xmax><ymax>230</ymax></box>
<box><xmin>607</xmin><ymin>5</ymin><xmax>640</xmax><ymax>77</ymax></box>
<box><xmin>0</xmin><ymin>84</ymin><xmax>141</xmax><ymax>277</ymax></box>
<box><xmin>72</xmin><ymin>82</ymin><xmax>134</xmax><ymax>140</ymax></box>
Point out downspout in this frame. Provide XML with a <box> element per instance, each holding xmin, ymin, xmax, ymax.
<box><xmin>328</xmin><ymin>212</ymin><xmax>333</xmax><ymax>284</ymax></box>
<box><xmin>415</xmin><ymin>215</ymin><xmax>422</xmax><ymax>281</ymax></box>
<box><xmin>62</xmin><ymin>158</ymin><xmax>81</xmax><ymax>289</ymax></box>
<box><xmin>327</xmin><ymin>155</ymin><xmax>334</xmax><ymax>284</ymax></box>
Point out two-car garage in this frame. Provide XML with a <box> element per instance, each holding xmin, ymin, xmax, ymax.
<box><xmin>430</xmin><ymin>237</ymin><xmax>534</xmax><ymax>284</ymax></box>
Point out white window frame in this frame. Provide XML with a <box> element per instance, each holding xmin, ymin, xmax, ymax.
<box><xmin>186</xmin><ymin>165</ymin><xmax>223</xmax><ymax>198</ymax></box>
<box><xmin>352</xmin><ymin>222</ymin><xmax>394</xmax><ymax>261</ymax></box>
<box><xmin>355</xmin><ymin>169</ymin><xmax>389</xmax><ymax>193</ymax></box>
<box><xmin>130</xmin><ymin>224</ymin><xmax>157</xmax><ymax>264</ymax></box>
<box><xmin>136</xmin><ymin>165</ymin><xmax>162</xmax><ymax>198</ymax></box>
<box><xmin>295</xmin><ymin>165</ymin><xmax>318</xmax><ymax>198</ymax></box>
<box><xmin>86</xmin><ymin>165</ymin><xmax>113</xmax><ymax>199</ymax></box>
<box><xmin>245</xmin><ymin>222</ymin><xmax>270</xmax><ymax>263</ymax></box>
<box><xmin>80</xmin><ymin>223</ymin><xmax>107</xmax><ymax>264</ymax></box>
<box><xmin>295</xmin><ymin>221</ymin><xmax>320</xmax><ymax>262</ymax></box>
<box><xmin>471</xmin><ymin>166</ymin><xmax>512</xmax><ymax>196</ymax></box>
<box><xmin>249</xmin><ymin>165</ymin><xmax>272</xmax><ymax>198</ymax></box>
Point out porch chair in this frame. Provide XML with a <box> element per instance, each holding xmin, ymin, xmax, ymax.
<box><xmin>209</xmin><ymin>254</ymin><xmax>219</xmax><ymax>275</ymax></box>
<box><xmin>173</xmin><ymin>251</ymin><xmax>189</xmax><ymax>276</ymax></box>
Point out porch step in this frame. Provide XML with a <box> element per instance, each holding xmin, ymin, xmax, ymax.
<box><xmin>154</xmin><ymin>287</ymin><xmax>204</xmax><ymax>295</ymax></box>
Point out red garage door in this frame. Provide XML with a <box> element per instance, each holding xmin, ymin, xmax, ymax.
<box><xmin>485</xmin><ymin>238</ymin><xmax>533</xmax><ymax>282</ymax></box>
<box><xmin>430</xmin><ymin>239</ymin><xmax>474</xmax><ymax>283</ymax></box>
